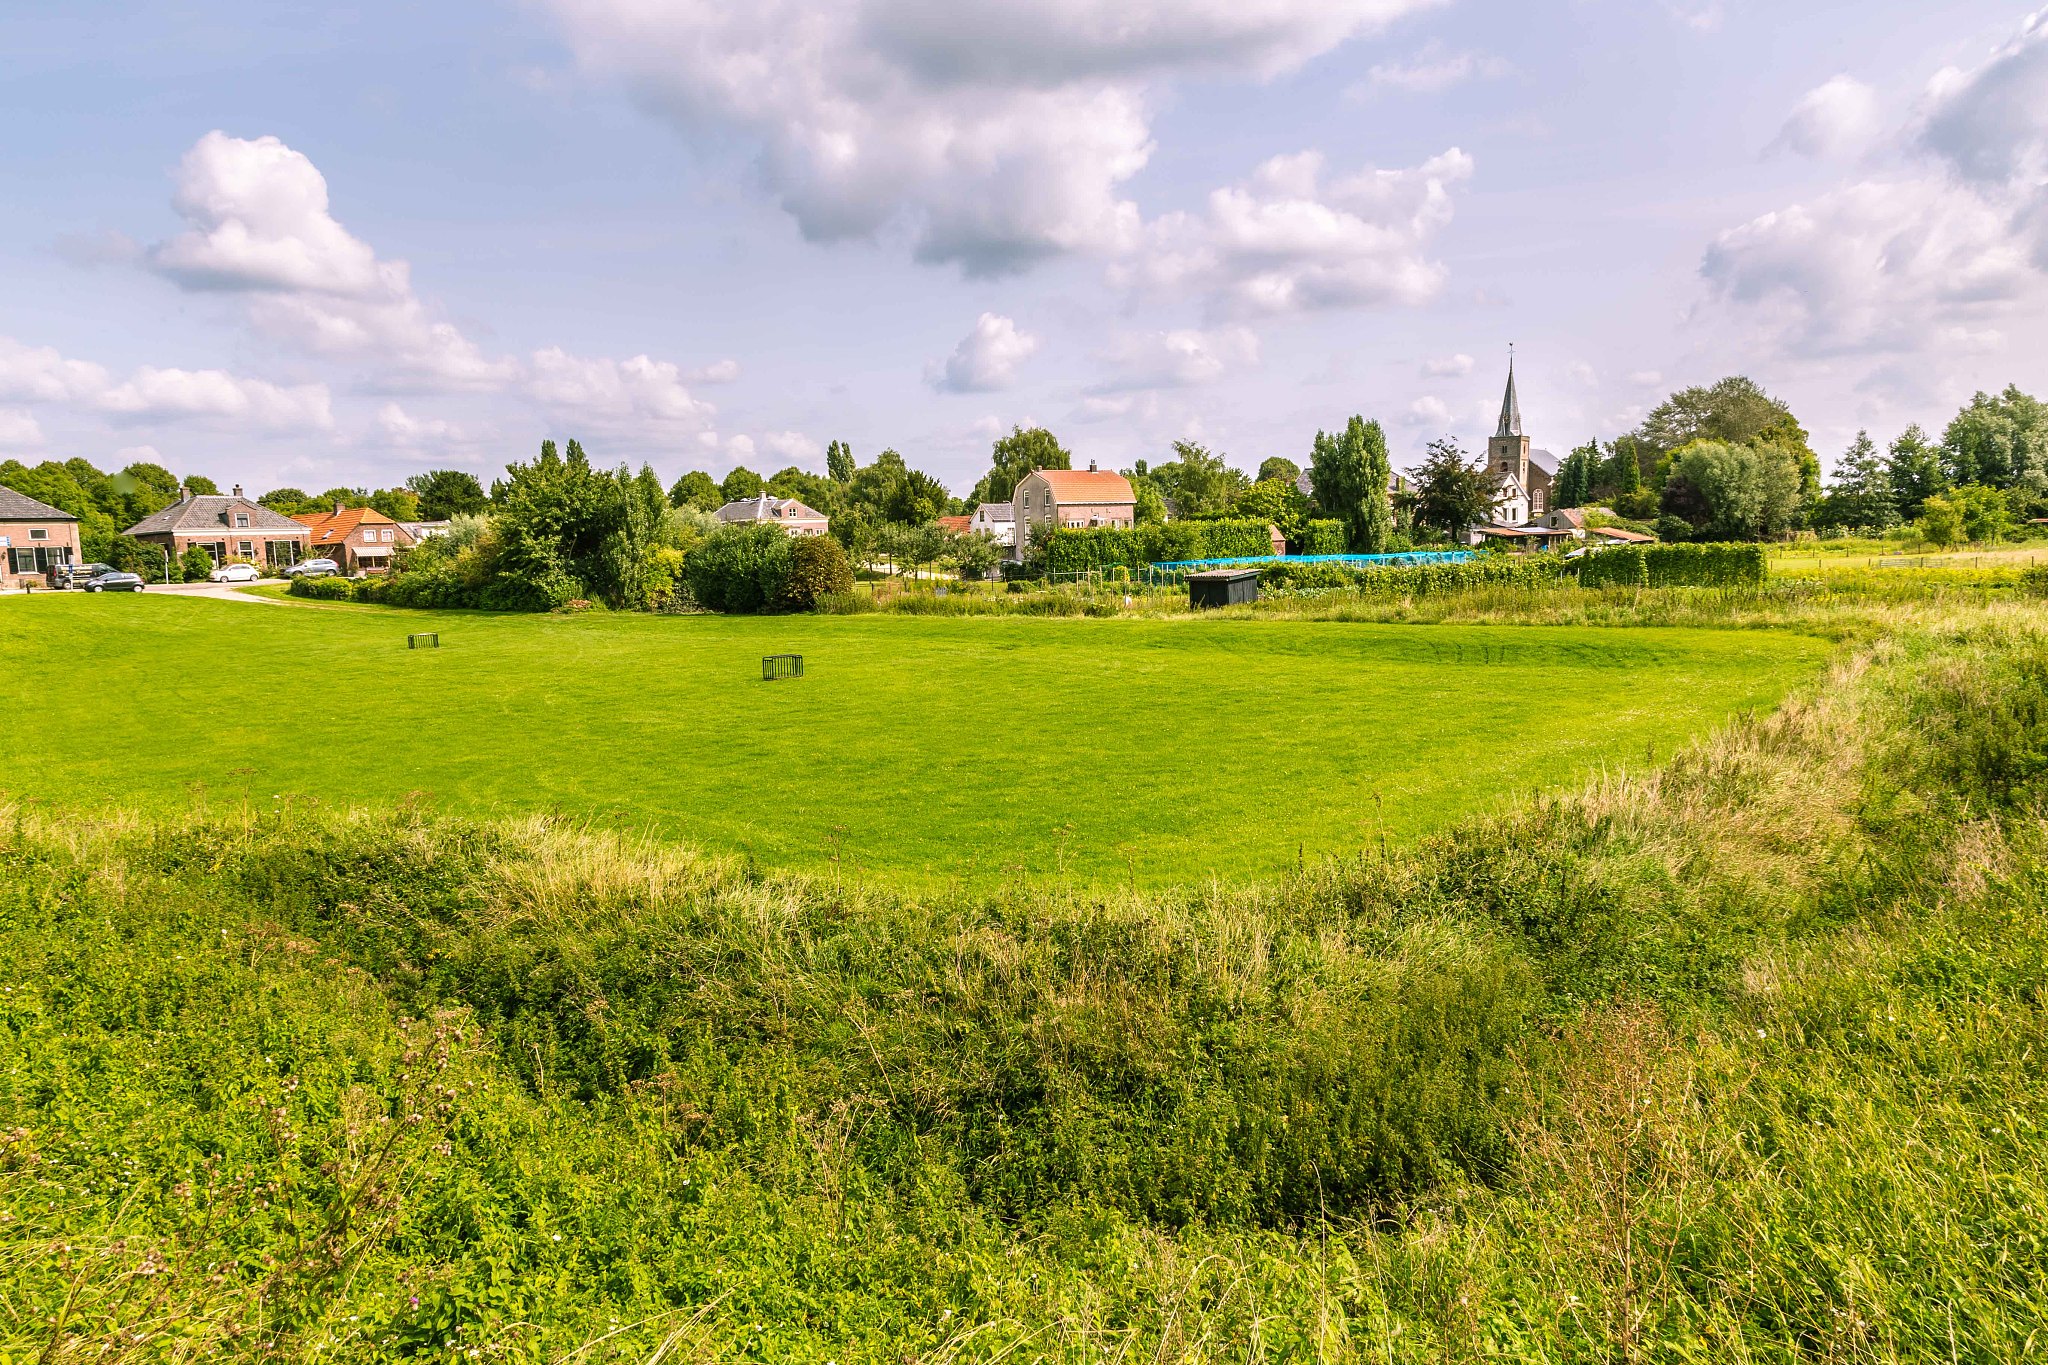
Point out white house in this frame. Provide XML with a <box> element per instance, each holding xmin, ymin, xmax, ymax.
<box><xmin>969</xmin><ymin>501</ymin><xmax>1015</xmax><ymax>549</ymax></box>
<box><xmin>714</xmin><ymin>495</ymin><xmax>830</xmax><ymax>536</ymax></box>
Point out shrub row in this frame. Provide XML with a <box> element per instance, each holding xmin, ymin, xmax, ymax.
<box><xmin>285</xmin><ymin>575</ymin><xmax>356</xmax><ymax>601</ymax></box>
<box><xmin>1260</xmin><ymin>553</ymin><xmax>1570</xmax><ymax>596</ymax></box>
<box><xmin>1578</xmin><ymin>542</ymin><xmax>1768</xmax><ymax>590</ymax></box>
<box><xmin>1300</xmin><ymin>519</ymin><xmax>1346</xmax><ymax>555</ymax></box>
<box><xmin>1038</xmin><ymin>519</ymin><xmax>1276</xmax><ymax>574</ymax></box>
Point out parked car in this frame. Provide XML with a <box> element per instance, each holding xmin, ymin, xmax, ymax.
<box><xmin>208</xmin><ymin>561</ymin><xmax>262</xmax><ymax>583</ymax></box>
<box><xmin>282</xmin><ymin>558</ymin><xmax>340</xmax><ymax>579</ymax></box>
<box><xmin>84</xmin><ymin>570</ymin><xmax>145</xmax><ymax>592</ymax></box>
<box><xmin>48</xmin><ymin>562</ymin><xmax>112</xmax><ymax>589</ymax></box>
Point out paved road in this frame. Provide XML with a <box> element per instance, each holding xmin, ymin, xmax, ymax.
<box><xmin>2</xmin><ymin>579</ymin><xmax>289</xmax><ymax>603</ymax></box>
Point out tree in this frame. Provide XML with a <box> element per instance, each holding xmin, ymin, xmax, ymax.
<box><xmin>369</xmin><ymin>488</ymin><xmax>421</xmax><ymax>522</ymax></box>
<box><xmin>669</xmin><ymin>471</ymin><xmax>721</xmax><ymax>511</ymax></box>
<box><xmin>260</xmin><ymin>487</ymin><xmax>313</xmax><ymax>515</ymax></box>
<box><xmin>1668</xmin><ymin>440</ymin><xmax>1803</xmax><ymax>540</ymax></box>
<box><xmin>765</xmin><ymin>466</ymin><xmax>841</xmax><ymax>517</ymax></box>
<box><xmin>945</xmin><ymin>530</ymin><xmax>1004</xmax><ymax>581</ymax></box>
<box><xmin>1307</xmin><ymin>418</ymin><xmax>1391</xmax><ymax>552</ymax></box>
<box><xmin>1815</xmin><ymin>431</ymin><xmax>1898</xmax><ymax>532</ymax></box>
<box><xmin>112</xmin><ymin>461</ymin><xmax>182</xmax><ymax>526</ymax></box>
<box><xmin>826</xmin><ymin>440</ymin><xmax>855</xmax><ymax>484</ymax></box>
<box><xmin>1555</xmin><ymin>440</ymin><xmax>1598</xmax><ymax>510</ymax></box>
<box><xmin>1153</xmin><ymin>441</ymin><xmax>1249</xmax><ymax>519</ymax></box>
<box><xmin>1256</xmin><ymin>456</ymin><xmax>1301</xmax><ymax>485</ymax></box>
<box><xmin>1230</xmin><ymin>478</ymin><xmax>1313</xmax><ymax>544</ymax></box>
<box><xmin>886</xmin><ymin>470</ymin><xmax>949</xmax><ymax>526</ymax></box>
<box><xmin>406</xmin><ymin>469</ymin><xmax>487</xmax><ymax>520</ymax></box>
<box><xmin>974</xmin><ymin>426</ymin><xmax>1070</xmax><ymax>505</ymax></box>
<box><xmin>1409</xmin><ymin>438</ymin><xmax>1498</xmax><ymax>541</ymax></box>
<box><xmin>1638</xmin><ymin>376</ymin><xmax>1802</xmax><ymax>454</ymax></box>
<box><xmin>184</xmin><ymin>475</ymin><xmax>221</xmax><ymax>496</ymax></box>
<box><xmin>1947</xmin><ymin>484</ymin><xmax>2013</xmax><ymax>543</ymax></box>
<box><xmin>1941</xmin><ymin>385</ymin><xmax>2048</xmax><ymax>490</ymax></box>
<box><xmin>1916</xmin><ymin>492</ymin><xmax>1966</xmax><ymax>549</ymax></box>
<box><xmin>720</xmin><ymin>467</ymin><xmax>764</xmax><ymax>503</ymax></box>
<box><xmin>1886</xmin><ymin>425</ymin><xmax>1946</xmax><ymax>521</ymax></box>
<box><xmin>1131</xmin><ymin>479</ymin><xmax>1168</xmax><ymax>525</ymax></box>
<box><xmin>782</xmin><ymin>534</ymin><xmax>853</xmax><ymax>608</ymax></box>
<box><xmin>179</xmin><ymin>545</ymin><xmax>214</xmax><ymax>581</ymax></box>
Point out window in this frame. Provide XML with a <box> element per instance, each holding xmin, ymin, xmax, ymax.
<box><xmin>238</xmin><ymin>540</ymin><xmax>254</xmax><ymax>557</ymax></box>
<box><xmin>234</xmin><ymin>513</ymin><xmax>250</xmax><ymax>528</ymax></box>
<box><xmin>29</xmin><ymin>527</ymin><xmax>47</xmax><ymax>541</ymax></box>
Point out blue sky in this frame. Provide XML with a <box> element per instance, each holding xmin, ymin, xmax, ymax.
<box><xmin>4</xmin><ymin>1</ymin><xmax>2045</xmax><ymax>495</ymax></box>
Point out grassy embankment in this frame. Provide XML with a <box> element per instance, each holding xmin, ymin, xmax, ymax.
<box><xmin>3</xmin><ymin>597</ymin><xmax>2045</xmax><ymax>1360</ymax></box>
<box><xmin>0</xmin><ymin>595</ymin><xmax>1825</xmax><ymax>887</ymax></box>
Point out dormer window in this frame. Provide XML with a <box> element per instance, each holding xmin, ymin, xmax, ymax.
<box><xmin>234</xmin><ymin>513</ymin><xmax>250</xmax><ymax>528</ymax></box>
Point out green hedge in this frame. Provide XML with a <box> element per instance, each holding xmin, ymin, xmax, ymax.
<box><xmin>287</xmin><ymin>575</ymin><xmax>356</xmax><ymax>601</ymax></box>
<box><xmin>1039</xmin><ymin>519</ymin><xmax>1274</xmax><ymax>574</ymax></box>
<box><xmin>1300</xmin><ymin>520</ymin><xmax>1346</xmax><ymax>555</ymax></box>
<box><xmin>1578</xmin><ymin>543</ymin><xmax>1767</xmax><ymax>590</ymax></box>
<box><xmin>1260</xmin><ymin>554</ymin><xmax>1570</xmax><ymax>597</ymax></box>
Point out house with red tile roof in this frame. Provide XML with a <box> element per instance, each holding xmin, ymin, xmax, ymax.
<box><xmin>1011</xmin><ymin>464</ymin><xmax>1136</xmax><ymax>561</ymax></box>
<box><xmin>291</xmin><ymin>504</ymin><xmax>415</xmax><ymax>574</ymax></box>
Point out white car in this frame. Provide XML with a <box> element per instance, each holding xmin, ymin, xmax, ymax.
<box><xmin>208</xmin><ymin>562</ymin><xmax>262</xmax><ymax>583</ymax></box>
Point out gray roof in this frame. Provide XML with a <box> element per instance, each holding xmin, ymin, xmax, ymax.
<box><xmin>123</xmin><ymin>494</ymin><xmax>308</xmax><ymax>537</ymax></box>
<box><xmin>1529</xmin><ymin>447</ymin><xmax>1557</xmax><ymax>475</ymax></box>
<box><xmin>714</xmin><ymin>495</ymin><xmax>826</xmax><ymax>524</ymax></box>
<box><xmin>974</xmin><ymin>501</ymin><xmax>1014</xmax><ymax>522</ymax></box>
<box><xmin>1496</xmin><ymin>357</ymin><xmax>1523</xmax><ymax>438</ymax></box>
<box><xmin>0</xmin><ymin>484</ymin><xmax>78</xmax><ymax>522</ymax></box>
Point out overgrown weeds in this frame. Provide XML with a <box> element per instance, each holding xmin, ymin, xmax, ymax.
<box><xmin>3</xmin><ymin>600</ymin><xmax>2046</xmax><ymax>1360</ymax></box>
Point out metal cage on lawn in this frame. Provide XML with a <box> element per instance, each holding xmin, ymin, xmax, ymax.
<box><xmin>761</xmin><ymin>654</ymin><xmax>804</xmax><ymax>681</ymax></box>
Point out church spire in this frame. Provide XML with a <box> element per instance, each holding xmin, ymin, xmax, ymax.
<box><xmin>1495</xmin><ymin>346</ymin><xmax>1523</xmax><ymax>439</ymax></box>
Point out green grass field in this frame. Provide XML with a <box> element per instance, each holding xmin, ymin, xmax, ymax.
<box><xmin>0</xmin><ymin>594</ymin><xmax>1829</xmax><ymax>884</ymax></box>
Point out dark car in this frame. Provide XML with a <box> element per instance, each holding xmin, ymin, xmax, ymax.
<box><xmin>84</xmin><ymin>570</ymin><xmax>145</xmax><ymax>592</ymax></box>
<box><xmin>49</xmin><ymin>562</ymin><xmax>113</xmax><ymax>589</ymax></box>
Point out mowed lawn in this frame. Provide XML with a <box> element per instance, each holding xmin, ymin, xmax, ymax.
<box><xmin>1</xmin><ymin>595</ymin><xmax>1830</xmax><ymax>886</ymax></box>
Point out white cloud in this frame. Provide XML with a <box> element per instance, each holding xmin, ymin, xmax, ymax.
<box><xmin>1628</xmin><ymin>369</ymin><xmax>1664</xmax><ymax>387</ymax></box>
<box><xmin>687</xmin><ymin>358</ymin><xmax>742</xmax><ymax>384</ymax></box>
<box><xmin>147</xmin><ymin>132</ymin><xmax>514</xmax><ymax>389</ymax></box>
<box><xmin>1090</xmin><ymin>327</ymin><xmax>1259</xmax><ymax>391</ymax></box>
<box><xmin>526</xmin><ymin>348</ymin><xmax>718</xmax><ymax>431</ymax></box>
<box><xmin>1422</xmin><ymin>352</ymin><xmax>1473</xmax><ymax>377</ymax></box>
<box><xmin>1703</xmin><ymin>10</ymin><xmax>2048</xmax><ymax>358</ymax></box>
<box><xmin>1773</xmin><ymin>76</ymin><xmax>1883</xmax><ymax>159</ymax></box>
<box><xmin>762</xmin><ymin>430</ymin><xmax>822</xmax><ymax>462</ymax></box>
<box><xmin>0</xmin><ymin>337</ymin><xmax>111</xmax><ymax>404</ymax></box>
<box><xmin>1567</xmin><ymin>361</ymin><xmax>1598</xmax><ymax>386</ymax></box>
<box><xmin>112</xmin><ymin>445</ymin><xmax>165</xmax><ymax>466</ymax></box>
<box><xmin>1361</xmin><ymin>43</ymin><xmax>1506</xmax><ymax>95</ymax></box>
<box><xmin>542</xmin><ymin>0</ymin><xmax>1443</xmax><ymax>274</ymax></box>
<box><xmin>376</xmin><ymin>402</ymin><xmax>464</xmax><ymax>446</ymax></box>
<box><xmin>1664</xmin><ymin>3</ymin><xmax>1724</xmax><ymax>33</ymax></box>
<box><xmin>0</xmin><ymin>334</ymin><xmax>332</xmax><ymax>435</ymax></box>
<box><xmin>0</xmin><ymin>408</ymin><xmax>45</xmax><ymax>452</ymax></box>
<box><xmin>931</xmin><ymin>312</ymin><xmax>1040</xmax><ymax>392</ymax></box>
<box><xmin>1404</xmin><ymin>395</ymin><xmax>1452</xmax><ymax>427</ymax></box>
<box><xmin>97</xmin><ymin>366</ymin><xmax>334</xmax><ymax>431</ymax></box>
<box><xmin>1120</xmin><ymin>147</ymin><xmax>1473</xmax><ymax>316</ymax></box>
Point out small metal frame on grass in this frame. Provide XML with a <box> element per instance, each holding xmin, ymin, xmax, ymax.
<box><xmin>408</xmin><ymin>633</ymin><xmax>440</xmax><ymax>650</ymax></box>
<box><xmin>762</xmin><ymin>653</ymin><xmax>804</xmax><ymax>681</ymax></box>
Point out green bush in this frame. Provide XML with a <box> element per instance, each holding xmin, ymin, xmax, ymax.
<box><xmin>2021</xmin><ymin>563</ymin><xmax>2048</xmax><ymax>599</ymax></box>
<box><xmin>1260</xmin><ymin>554</ymin><xmax>1568</xmax><ymax>596</ymax></box>
<box><xmin>1299</xmin><ymin>519</ymin><xmax>1346</xmax><ymax>555</ymax></box>
<box><xmin>1579</xmin><ymin>542</ymin><xmax>1766</xmax><ymax>590</ymax></box>
<box><xmin>1038</xmin><ymin>519</ymin><xmax>1275</xmax><ymax>574</ymax></box>
<box><xmin>178</xmin><ymin>545</ymin><xmax>214</xmax><ymax>582</ymax></box>
<box><xmin>781</xmin><ymin>534</ymin><xmax>854</xmax><ymax>610</ymax></box>
<box><xmin>287</xmin><ymin>575</ymin><xmax>356</xmax><ymax>601</ymax></box>
<box><xmin>685</xmin><ymin>523</ymin><xmax>794</xmax><ymax>612</ymax></box>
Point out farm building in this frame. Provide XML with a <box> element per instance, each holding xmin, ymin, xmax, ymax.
<box><xmin>125</xmin><ymin>486</ymin><xmax>311</xmax><ymax>570</ymax></box>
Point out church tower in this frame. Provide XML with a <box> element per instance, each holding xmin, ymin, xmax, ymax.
<box><xmin>1488</xmin><ymin>353</ymin><xmax>1531</xmax><ymax>494</ymax></box>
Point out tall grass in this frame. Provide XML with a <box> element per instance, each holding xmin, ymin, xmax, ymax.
<box><xmin>3</xmin><ymin>601</ymin><xmax>2046</xmax><ymax>1360</ymax></box>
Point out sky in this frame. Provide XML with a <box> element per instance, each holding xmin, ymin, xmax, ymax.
<box><xmin>3</xmin><ymin>0</ymin><xmax>2046</xmax><ymax>496</ymax></box>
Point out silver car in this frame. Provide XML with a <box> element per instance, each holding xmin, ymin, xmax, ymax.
<box><xmin>283</xmin><ymin>558</ymin><xmax>341</xmax><ymax>578</ymax></box>
<box><xmin>84</xmin><ymin>570</ymin><xmax>145</xmax><ymax>592</ymax></box>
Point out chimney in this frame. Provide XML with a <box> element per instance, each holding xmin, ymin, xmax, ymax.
<box><xmin>1088</xmin><ymin>459</ymin><xmax>1098</xmax><ymax>472</ymax></box>
<box><xmin>333</xmin><ymin>501</ymin><xmax>345</xmax><ymax>516</ymax></box>
<box><xmin>177</xmin><ymin>481</ymin><xmax>189</xmax><ymax>501</ymax></box>
<box><xmin>232</xmin><ymin>484</ymin><xmax>243</xmax><ymax>498</ymax></box>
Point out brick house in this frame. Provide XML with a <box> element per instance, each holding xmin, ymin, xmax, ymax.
<box><xmin>0</xmin><ymin>484</ymin><xmax>83</xmax><ymax>587</ymax></box>
<box><xmin>1011</xmin><ymin>465</ymin><xmax>1136</xmax><ymax>560</ymax></box>
<box><xmin>125</xmin><ymin>485</ymin><xmax>311</xmax><ymax>571</ymax></box>
<box><xmin>292</xmin><ymin>505</ymin><xmax>416</xmax><ymax>574</ymax></box>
